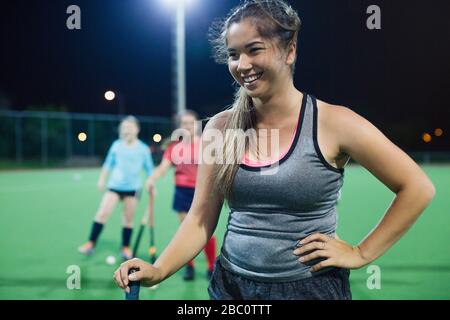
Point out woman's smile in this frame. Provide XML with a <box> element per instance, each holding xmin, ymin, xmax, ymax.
<box><xmin>243</xmin><ymin>72</ymin><xmax>264</xmax><ymax>90</ymax></box>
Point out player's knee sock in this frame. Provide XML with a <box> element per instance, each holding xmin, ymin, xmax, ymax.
<box><xmin>89</xmin><ymin>222</ymin><xmax>104</xmax><ymax>245</ymax></box>
<box><xmin>204</xmin><ymin>236</ymin><xmax>216</xmax><ymax>271</ymax></box>
<box><xmin>187</xmin><ymin>260</ymin><xmax>195</xmax><ymax>268</ymax></box>
<box><xmin>122</xmin><ymin>227</ymin><xmax>133</xmax><ymax>247</ymax></box>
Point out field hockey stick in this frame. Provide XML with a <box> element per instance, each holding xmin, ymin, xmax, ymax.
<box><xmin>148</xmin><ymin>190</ymin><xmax>157</xmax><ymax>264</ymax></box>
<box><xmin>132</xmin><ymin>202</ymin><xmax>150</xmax><ymax>258</ymax></box>
<box><xmin>125</xmin><ymin>268</ymin><xmax>140</xmax><ymax>300</ymax></box>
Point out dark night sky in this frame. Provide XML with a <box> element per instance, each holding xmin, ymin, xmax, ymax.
<box><xmin>1</xmin><ymin>0</ymin><xmax>449</xmax><ymax>150</ymax></box>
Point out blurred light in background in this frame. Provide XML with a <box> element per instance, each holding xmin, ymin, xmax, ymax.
<box><xmin>153</xmin><ymin>133</ymin><xmax>162</xmax><ymax>143</ymax></box>
<box><xmin>104</xmin><ymin>91</ymin><xmax>116</xmax><ymax>101</ymax></box>
<box><xmin>78</xmin><ymin>132</ymin><xmax>87</xmax><ymax>142</ymax></box>
<box><xmin>422</xmin><ymin>133</ymin><xmax>432</xmax><ymax>143</ymax></box>
<box><xmin>434</xmin><ymin>128</ymin><xmax>443</xmax><ymax>137</ymax></box>
<box><xmin>163</xmin><ymin>0</ymin><xmax>195</xmax><ymax>7</ymax></box>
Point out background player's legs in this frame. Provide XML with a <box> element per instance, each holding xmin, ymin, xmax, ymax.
<box><xmin>79</xmin><ymin>191</ymin><xmax>120</xmax><ymax>255</ymax></box>
<box><xmin>204</xmin><ymin>236</ymin><xmax>216</xmax><ymax>278</ymax></box>
<box><xmin>123</xmin><ymin>195</ymin><xmax>138</xmax><ymax>228</ymax></box>
<box><xmin>121</xmin><ymin>196</ymin><xmax>138</xmax><ymax>260</ymax></box>
<box><xmin>95</xmin><ymin>191</ymin><xmax>121</xmax><ymax>223</ymax></box>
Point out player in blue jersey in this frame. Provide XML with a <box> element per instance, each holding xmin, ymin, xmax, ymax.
<box><xmin>78</xmin><ymin>116</ymin><xmax>154</xmax><ymax>260</ymax></box>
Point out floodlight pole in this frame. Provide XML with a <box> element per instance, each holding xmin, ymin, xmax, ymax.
<box><xmin>174</xmin><ymin>0</ymin><xmax>186</xmax><ymax>116</ymax></box>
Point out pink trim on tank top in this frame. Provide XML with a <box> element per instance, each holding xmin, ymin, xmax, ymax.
<box><xmin>242</xmin><ymin>114</ymin><xmax>300</xmax><ymax>167</ymax></box>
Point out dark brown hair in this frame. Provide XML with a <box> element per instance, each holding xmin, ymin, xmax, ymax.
<box><xmin>208</xmin><ymin>0</ymin><xmax>302</xmax><ymax>199</ymax></box>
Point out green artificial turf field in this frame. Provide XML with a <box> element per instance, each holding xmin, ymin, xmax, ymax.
<box><xmin>0</xmin><ymin>165</ymin><xmax>448</xmax><ymax>299</ymax></box>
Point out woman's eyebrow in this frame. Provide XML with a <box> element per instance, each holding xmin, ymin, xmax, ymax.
<box><xmin>245</xmin><ymin>41</ymin><xmax>265</xmax><ymax>48</ymax></box>
<box><xmin>228</xmin><ymin>41</ymin><xmax>265</xmax><ymax>52</ymax></box>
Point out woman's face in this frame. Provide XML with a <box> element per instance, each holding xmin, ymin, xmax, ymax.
<box><xmin>119</xmin><ymin>121</ymin><xmax>139</xmax><ymax>142</ymax></box>
<box><xmin>180</xmin><ymin>114</ymin><xmax>198</xmax><ymax>137</ymax></box>
<box><xmin>226</xmin><ymin>19</ymin><xmax>294</xmax><ymax>99</ymax></box>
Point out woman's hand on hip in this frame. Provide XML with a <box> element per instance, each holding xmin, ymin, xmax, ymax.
<box><xmin>293</xmin><ymin>233</ymin><xmax>369</xmax><ymax>272</ymax></box>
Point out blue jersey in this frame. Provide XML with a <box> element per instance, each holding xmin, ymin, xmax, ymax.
<box><xmin>102</xmin><ymin>139</ymin><xmax>154</xmax><ymax>191</ymax></box>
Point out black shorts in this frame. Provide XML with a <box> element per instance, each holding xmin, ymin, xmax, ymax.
<box><xmin>208</xmin><ymin>257</ymin><xmax>352</xmax><ymax>300</ymax></box>
<box><xmin>109</xmin><ymin>189</ymin><xmax>140</xmax><ymax>200</ymax></box>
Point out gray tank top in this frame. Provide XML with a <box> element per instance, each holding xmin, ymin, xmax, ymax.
<box><xmin>220</xmin><ymin>93</ymin><xmax>345</xmax><ymax>282</ymax></box>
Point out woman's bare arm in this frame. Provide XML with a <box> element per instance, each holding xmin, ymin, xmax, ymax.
<box><xmin>149</xmin><ymin>158</ymin><xmax>172</xmax><ymax>183</ymax></box>
<box><xmin>336</xmin><ymin>106</ymin><xmax>435</xmax><ymax>263</ymax></box>
<box><xmin>114</xmin><ymin>111</ymin><xmax>230</xmax><ymax>289</ymax></box>
<box><xmin>296</xmin><ymin>106</ymin><xmax>436</xmax><ymax>271</ymax></box>
<box><xmin>97</xmin><ymin>168</ymin><xmax>109</xmax><ymax>191</ymax></box>
<box><xmin>146</xmin><ymin>158</ymin><xmax>172</xmax><ymax>191</ymax></box>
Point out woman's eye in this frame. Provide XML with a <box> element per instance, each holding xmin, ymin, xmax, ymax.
<box><xmin>250</xmin><ymin>48</ymin><xmax>262</xmax><ymax>54</ymax></box>
<box><xmin>228</xmin><ymin>53</ymin><xmax>238</xmax><ymax>60</ymax></box>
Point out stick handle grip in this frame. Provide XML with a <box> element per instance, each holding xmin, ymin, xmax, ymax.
<box><xmin>125</xmin><ymin>268</ymin><xmax>140</xmax><ymax>300</ymax></box>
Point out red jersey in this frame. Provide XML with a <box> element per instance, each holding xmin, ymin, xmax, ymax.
<box><xmin>163</xmin><ymin>137</ymin><xmax>200</xmax><ymax>188</ymax></box>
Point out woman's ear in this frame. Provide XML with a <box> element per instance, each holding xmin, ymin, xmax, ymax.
<box><xmin>286</xmin><ymin>41</ymin><xmax>297</xmax><ymax>66</ymax></box>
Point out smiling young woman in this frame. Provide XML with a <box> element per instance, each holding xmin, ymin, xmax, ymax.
<box><xmin>113</xmin><ymin>0</ymin><xmax>435</xmax><ymax>300</ymax></box>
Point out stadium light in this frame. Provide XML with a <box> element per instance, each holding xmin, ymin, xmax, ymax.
<box><xmin>104</xmin><ymin>90</ymin><xmax>116</xmax><ymax>101</ymax></box>
<box><xmin>78</xmin><ymin>132</ymin><xmax>87</xmax><ymax>142</ymax></box>
<box><xmin>153</xmin><ymin>133</ymin><xmax>162</xmax><ymax>143</ymax></box>
<box><xmin>162</xmin><ymin>0</ymin><xmax>195</xmax><ymax>8</ymax></box>
<box><xmin>104</xmin><ymin>90</ymin><xmax>125</xmax><ymax>115</ymax></box>
<box><xmin>422</xmin><ymin>133</ymin><xmax>432</xmax><ymax>143</ymax></box>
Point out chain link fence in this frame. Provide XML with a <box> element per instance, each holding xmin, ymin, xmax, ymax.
<box><xmin>0</xmin><ymin>111</ymin><xmax>173</xmax><ymax>169</ymax></box>
<box><xmin>0</xmin><ymin>110</ymin><xmax>449</xmax><ymax>169</ymax></box>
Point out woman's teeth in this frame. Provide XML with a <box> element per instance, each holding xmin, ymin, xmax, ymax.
<box><xmin>243</xmin><ymin>73</ymin><xmax>263</xmax><ymax>84</ymax></box>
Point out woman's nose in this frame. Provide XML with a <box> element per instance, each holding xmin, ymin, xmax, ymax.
<box><xmin>237</xmin><ymin>54</ymin><xmax>252</xmax><ymax>73</ymax></box>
